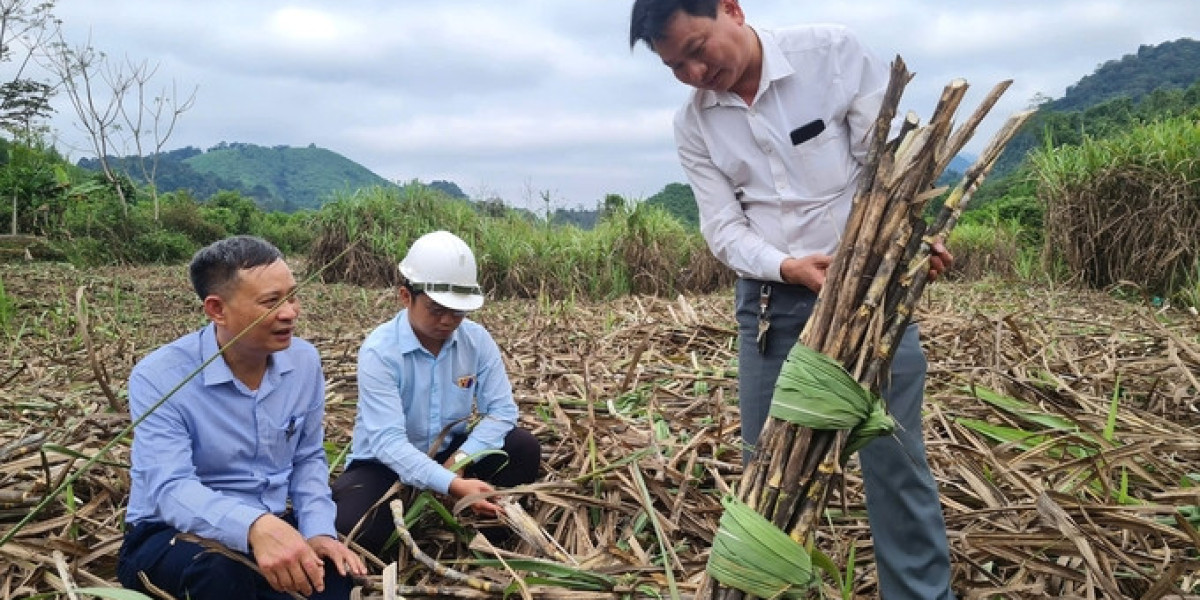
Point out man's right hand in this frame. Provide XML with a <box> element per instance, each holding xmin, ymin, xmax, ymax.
<box><xmin>780</xmin><ymin>254</ymin><xmax>832</xmax><ymax>292</ymax></box>
<box><xmin>448</xmin><ymin>477</ymin><xmax>502</xmax><ymax>517</ymax></box>
<box><xmin>248</xmin><ymin>513</ymin><xmax>327</xmax><ymax>595</ymax></box>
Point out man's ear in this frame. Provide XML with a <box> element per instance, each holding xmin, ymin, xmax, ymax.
<box><xmin>398</xmin><ymin>286</ymin><xmax>413</xmax><ymax>309</ymax></box>
<box><xmin>203</xmin><ymin>295</ymin><xmax>226</xmax><ymax>325</ymax></box>
<box><xmin>721</xmin><ymin>0</ymin><xmax>744</xmax><ymax>21</ymax></box>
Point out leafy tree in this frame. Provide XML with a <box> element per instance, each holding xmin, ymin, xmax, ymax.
<box><xmin>645</xmin><ymin>182</ymin><xmax>699</xmax><ymax>228</ymax></box>
<box><xmin>0</xmin><ymin>0</ymin><xmax>58</xmax><ymax>135</ymax></box>
<box><xmin>428</xmin><ymin>179</ymin><xmax>467</xmax><ymax>199</ymax></box>
<box><xmin>0</xmin><ymin>134</ymin><xmax>66</xmax><ymax>235</ymax></box>
<box><xmin>200</xmin><ymin>190</ymin><xmax>260</xmax><ymax>235</ymax></box>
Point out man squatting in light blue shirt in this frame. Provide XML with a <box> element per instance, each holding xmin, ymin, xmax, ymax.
<box><xmin>332</xmin><ymin>230</ymin><xmax>541</xmax><ymax>560</ymax></box>
<box><xmin>119</xmin><ymin>235</ymin><xmax>366</xmax><ymax>600</ymax></box>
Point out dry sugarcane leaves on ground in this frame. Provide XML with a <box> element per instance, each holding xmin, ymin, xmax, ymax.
<box><xmin>0</xmin><ymin>261</ymin><xmax>1198</xmax><ymax>599</ymax></box>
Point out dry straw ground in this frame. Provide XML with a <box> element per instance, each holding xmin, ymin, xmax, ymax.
<box><xmin>1</xmin><ymin>262</ymin><xmax>1198</xmax><ymax>599</ymax></box>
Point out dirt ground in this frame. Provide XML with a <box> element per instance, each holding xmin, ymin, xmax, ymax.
<box><xmin>1</xmin><ymin>261</ymin><xmax>1198</xmax><ymax>599</ymax></box>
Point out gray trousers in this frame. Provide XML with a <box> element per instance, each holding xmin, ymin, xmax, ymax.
<box><xmin>735</xmin><ymin>279</ymin><xmax>954</xmax><ymax>600</ymax></box>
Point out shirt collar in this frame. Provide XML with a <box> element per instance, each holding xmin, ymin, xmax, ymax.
<box><xmin>699</xmin><ymin>27</ymin><xmax>794</xmax><ymax>110</ymax></box>
<box><xmin>198</xmin><ymin>322</ymin><xmax>293</xmax><ymax>387</ymax></box>
<box><xmin>396</xmin><ymin>309</ymin><xmax>457</xmax><ymax>356</ymax></box>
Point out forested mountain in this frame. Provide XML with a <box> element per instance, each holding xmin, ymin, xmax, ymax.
<box><xmin>183</xmin><ymin>142</ymin><xmax>396</xmax><ymax>211</ymax></box>
<box><xmin>78</xmin><ymin>142</ymin><xmax>398</xmax><ymax>212</ymax></box>
<box><xmin>1051</xmin><ymin>38</ymin><xmax>1200</xmax><ymax>112</ymax></box>
<box><xmin>72</xmin><ymin>39</ymin><xmax>1196</xmax><ymax>221</ymax></box>
<box><xmin>992</xmin><ymin>37</ymin><xmax>1199</xmax><ymax>177</ymax></box>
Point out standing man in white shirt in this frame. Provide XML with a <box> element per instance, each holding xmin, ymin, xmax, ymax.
<box><xmin>629</xmin><ymin>1</ymin><xmax>955</xmax><ymax>598</ymax></box>
<box><xmin>332</xmin><ymin>230</ymin><xmax>541</xmax><ymax>559</ymax></box>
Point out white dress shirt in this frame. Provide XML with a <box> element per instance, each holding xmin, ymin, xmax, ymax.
<box><xmin>674</xmin><ymin>24</ymin><xmax>888</xmax><ymax>281</ymax></box>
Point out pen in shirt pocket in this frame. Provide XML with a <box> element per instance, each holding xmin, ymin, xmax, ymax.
<box><xmin>286</xmin><ymin>416</ymin><xmax>296</xmax><ymax>440</ymax></box>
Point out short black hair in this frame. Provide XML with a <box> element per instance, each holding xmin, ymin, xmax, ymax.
<box><xmin>188</xmin><ymin>235</ymin><xmax>284</xmax><ymax>301</ymax></box>
<box><xmin>629</xmin><ymin>0</ymin><xmax>719</xmax><ymax>50</ymax></box>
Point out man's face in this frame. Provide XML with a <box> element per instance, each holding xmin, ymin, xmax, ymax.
<box><xmin>403</xmin><ymin>288</ymin><xmax>467</xmax><ymax>348</ymax></box>
<box><xmin>211</xmin><ymin>259</ymin><xmax>299</xmax><ymax>356</ymax></box>
<box><xmin>654</xmin><ymin>0</ymin><xmax>749</xmax><ymax>92</ymax></box>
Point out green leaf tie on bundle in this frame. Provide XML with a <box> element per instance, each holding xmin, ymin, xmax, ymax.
<box><xmin>769</xmin><ymin>343</ymin><xmax>895</xmax><ymax>461</ymax></box>
<box><xmin>706</xmin><ymin>496</ymin><xmax>816</xmax><ymax>598</ymax></box>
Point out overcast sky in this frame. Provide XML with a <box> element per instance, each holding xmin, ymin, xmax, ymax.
<box><xmin>41</xmin><ymin>1</ymin><xmax>1198</xmax><ymax>211</ymax></box>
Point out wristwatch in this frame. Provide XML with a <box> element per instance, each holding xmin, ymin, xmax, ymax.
<box><xmin>451</xmin><ymin>450</ymin><xmax>470</xmax><ymax>468</ymax></box>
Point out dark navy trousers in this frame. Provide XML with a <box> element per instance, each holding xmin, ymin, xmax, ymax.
<box><xmin>117</xmin><ymin>514</ymin><xmax>355</xmax><ymax>600</ymax></box>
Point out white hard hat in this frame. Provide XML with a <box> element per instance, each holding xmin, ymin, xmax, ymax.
<box><xmin>399</xmin><ymin>230</ymin><xmax>484</xmax><ymax>312</ymax></box>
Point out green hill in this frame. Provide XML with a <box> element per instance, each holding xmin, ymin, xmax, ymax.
<box><xmin>992</xmin><ymin>37</ymin><xmax>1200</xmax><ymax>177</ymax></box>
<box><xmin>183</xmin><ymin>142</ymin><xmax>396</xmax><ymax>212</ymax></box>
<box><xmin>76</xmin><ymin>142</ymin><xmax>399</xmax><ymax>212</ymax></box>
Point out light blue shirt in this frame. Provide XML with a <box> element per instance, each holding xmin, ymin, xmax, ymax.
<box><xmin>346</xmin><ymin>310</ymin><xmax>518</xmax><ymax>495</ymax></box>
<box><xmin>125</xmin><ymin>323</ymin><xmax>337</xmax><ymax>553</ymax></box>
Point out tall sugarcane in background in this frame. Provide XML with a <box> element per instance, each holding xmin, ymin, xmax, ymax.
<box><xmin>704</xmin><ymin>58</ymin><xmax>1035</xmax><ymax>599</ymax></box>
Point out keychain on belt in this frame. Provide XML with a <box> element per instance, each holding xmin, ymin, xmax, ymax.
<box><xmin>756</xmin><ymin>284</ymin><xmax>772</xmax><ymax>354</ymax></box>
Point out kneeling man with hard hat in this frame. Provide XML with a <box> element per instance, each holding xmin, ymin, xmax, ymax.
<box><xmin>332</xmin><ymin>230</ymin><xmax>541</xmax><ymax>560</ymax></box>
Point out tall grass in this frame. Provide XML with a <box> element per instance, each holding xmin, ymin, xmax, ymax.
<box><xmin>944</xmin><ymin>221</ymin><xmax>1021</xmax><ymax>281</ymax></box>
<box><xmin>1030</xmin><ymin>116</ymin><xmax>1200</xmax><ymax>302</ymax></box>
<box><xmin>0</xmin><ymin>277</ymin><xmax>14</xmax><ymax>337</ymax></box>
<box><xmin>307</xmin><ymin>185</ymin><xmax>734</xmax><ymax>300</ymax></box>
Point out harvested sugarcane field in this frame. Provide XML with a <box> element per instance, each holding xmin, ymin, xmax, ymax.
<box><xmin>1</xmin><ymin>261</ymin><xmax>1198</xmax><ymax>599</ymax></box>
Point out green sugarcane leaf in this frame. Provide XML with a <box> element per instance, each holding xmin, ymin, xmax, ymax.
<box><xmin>470</xmin><ymin>558</ymin><xmax>617</xmax><ymax>590</ymax></box>
<box><xmin>967</xmin><ymin>386</ymin><xmax>1092</xmax><ymax>438</ymax></box>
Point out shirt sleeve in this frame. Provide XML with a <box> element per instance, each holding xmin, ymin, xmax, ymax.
<box><xmin>455</xmin><ymin>329</ymin><xmax>518</xmax><ymax>459</ymax></box>
<box><xmin>287</xmin><ymin>355</ymin><xmax>339</xmax><ymax>541</ymax></box>
<box><xmin>675</xmin><ymin>107</ymin><xmax>789</xmax><ymax>281</ymax></box>
<box><xmin>356</xmin><ymin>346</ymin><xmax>458</xmax><ymax>495</ymax></box>
<box><xmin>128</xmin><ymin>368</ymin><xmax>265</xmax><ymax>553</ymax></box>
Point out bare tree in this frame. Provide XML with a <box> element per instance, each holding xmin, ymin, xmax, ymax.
<box><xmin>44</xmin><ymin>36</ymin><xmax>130</xmax><ymax>214</ymax></box>
<box><xmin>44</xmin><ymin>30</ymin><xmax>195</xmax><ymax>219</ymax></box>
<box><xmin>117</xmin><ymin>58</ymin><xmax>196</xmax><ymax>221</ymax></box>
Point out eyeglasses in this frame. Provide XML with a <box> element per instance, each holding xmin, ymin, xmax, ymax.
<box><xmin>422</xmin><ymin>296</ymin><xmax>469</xmax><ymax>319</ymax></box>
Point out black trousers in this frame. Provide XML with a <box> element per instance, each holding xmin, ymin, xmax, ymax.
<box><xmin>117</xmin><ymin>513</ymin><xmax>355</xmax><ymax>600</ymax></box>
<box><xmin>331</xmin><ymin>427</ymin><xmax>541</xmax><ymax>559</ymax></box>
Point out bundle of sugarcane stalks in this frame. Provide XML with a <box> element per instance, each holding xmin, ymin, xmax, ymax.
<box><xmin>703</xmin><ymin>58</ymin><xmax>1035</xmax><ymax>599</ymax></box>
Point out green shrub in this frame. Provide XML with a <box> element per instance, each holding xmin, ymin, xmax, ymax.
<box><xmin>159</xmin><ymin>192</ymin><xmax>227</xmax><ymax>246</ymax></box>
<box><xmin>0</xmin><ymin>277</ymin><xmax>15</xmax><ymax>337</ymax></box>
<box><xmin>253</xmin><ymin>210</ymin><xmax>316</xmax><ymax>255</ymax></box>
<box><xmin>129</xmin><ymin>229</ymin><xmax>197</xmax><ymax>264</ymax></box>
<box><xmin>945</xmin><ymin>221</ymin><xmax>1020</xmax><ymax>281</ymax></box>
